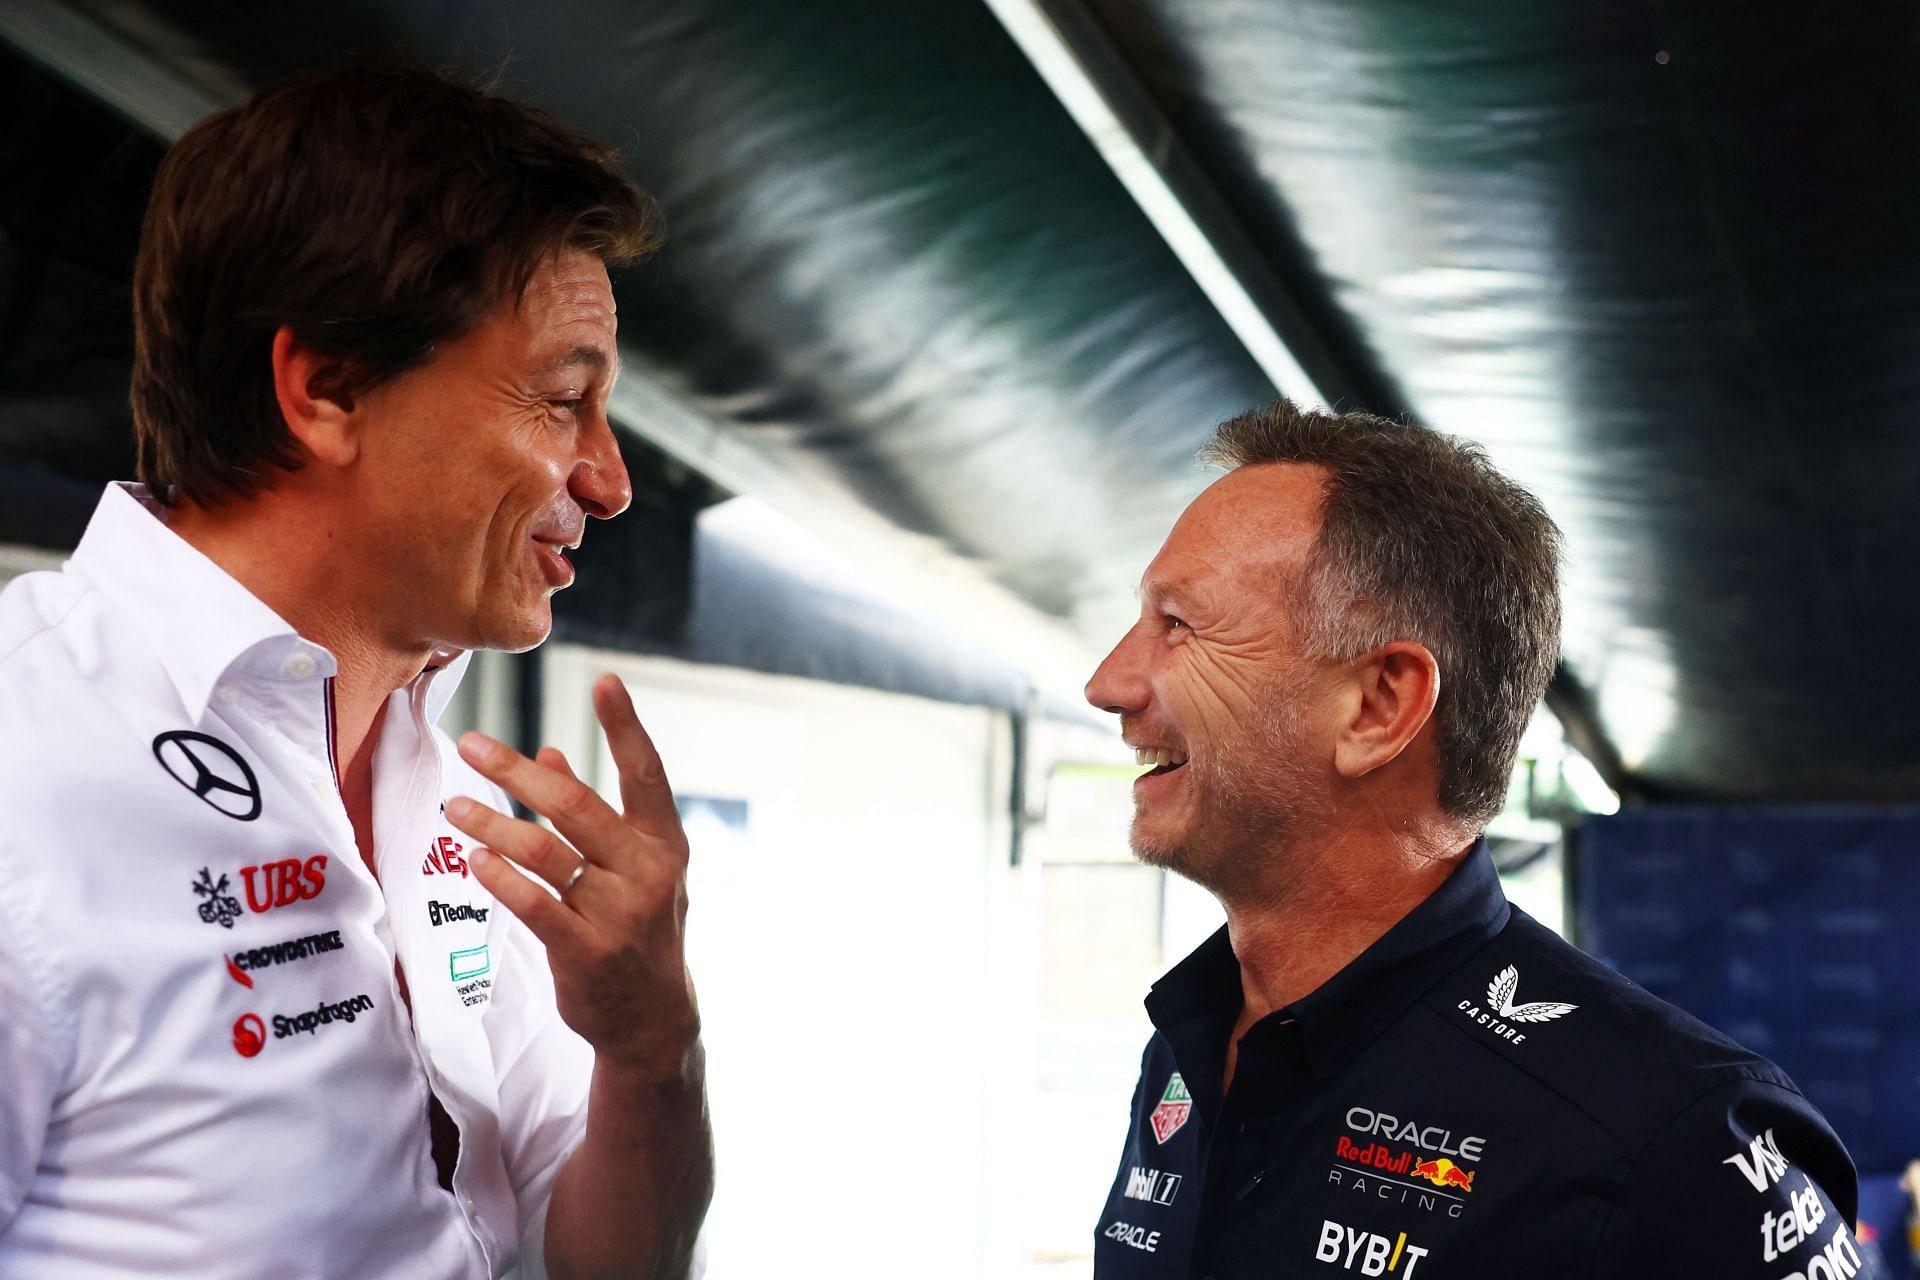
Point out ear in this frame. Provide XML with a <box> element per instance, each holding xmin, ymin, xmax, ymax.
<box><xmin>1331</xmin><ymin>641</ymin><xmax>1441</xmax><ymax>780</ymax></box>
<box><xmin>270</xmin><ymin>325</ymin><xmax>363</xmax><ymax>467</ymax></box>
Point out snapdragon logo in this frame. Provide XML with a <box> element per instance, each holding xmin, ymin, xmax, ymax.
<box><xmin>272</xmin><ymin>993</ymin><xmax>375</xmax><ymax>1040</ymax></box>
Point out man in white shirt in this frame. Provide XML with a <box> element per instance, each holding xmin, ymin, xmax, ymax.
<box><xmin>0</xmin><ymin>61</ymin><xmax>710</xmax><ymax>1278</ymax></box>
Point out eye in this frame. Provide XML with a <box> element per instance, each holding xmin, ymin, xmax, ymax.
<box><xmin>543</xmin><ymin>395</ymin><xmax>588</xmax><ymax>425</ymax></box>
<box><xmin>1164</xmin><ymin>614</ymin><xmax>1188</xmax><ymax>633</ymax></box>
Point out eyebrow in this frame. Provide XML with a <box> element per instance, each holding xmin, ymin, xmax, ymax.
<box><xmin>534</xmin><ymin>344</ymin><xmax>618</xmax><ymax>380</ymax></box>
<box><xmin>1138</xmin><ymin>576</ymin><xmax>1200</xmax><ymax>610</ymax></box>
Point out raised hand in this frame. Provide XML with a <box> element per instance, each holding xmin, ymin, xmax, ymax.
<box><xmin>445</xmin><ymin>673</ymin><xmax>699</xmax><ymax>1079</ymax></box>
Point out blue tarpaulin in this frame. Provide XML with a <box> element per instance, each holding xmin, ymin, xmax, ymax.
<box><xmin>1579</xmin><ymin>808</ymin><xmax>1920</xmax><ymax>1178</ymax></box>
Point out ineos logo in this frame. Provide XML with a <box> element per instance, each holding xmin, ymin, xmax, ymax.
<box><xmin>152</xmin><ymin>732</ymin><xmax>262</xmax><ymax>821</ymax></box>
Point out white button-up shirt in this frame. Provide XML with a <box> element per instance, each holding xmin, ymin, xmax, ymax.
<box><xmin>0</xmin><ymin>484</ymin><xmax>593</xmax><ymax>1278</ymax></box>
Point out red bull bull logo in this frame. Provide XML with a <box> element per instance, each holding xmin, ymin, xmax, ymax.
<box><xmin>1408</xmin><ymin>1158</ymin><xmax>1475</xmax><ymax>1192</ymax></box>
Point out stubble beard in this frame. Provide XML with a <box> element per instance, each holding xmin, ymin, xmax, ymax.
<box><xmin>1129</xmin><ymin>680</ymin><xmax>1329</xmax><ymax>904</ymax></box>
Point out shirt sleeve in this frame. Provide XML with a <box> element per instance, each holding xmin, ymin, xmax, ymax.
<box><xmin>1588</xmin><ymin>1075</ymin><xmax>1880</xmax><ymax>1278</ymax></box>
<box><xmin>473</xmin><ymin>769</ymin><xmax>709</xmax><ymax>1280</ymax></box>
<box><xmin>484</xmin><ymin>859</ymin><xmax>596</xmax><ymax>1280</ymax></box>
<box><xmin>0</xmin><ymin>841</ymin><xmax>64</xmax><ymax>1238</ymax></box>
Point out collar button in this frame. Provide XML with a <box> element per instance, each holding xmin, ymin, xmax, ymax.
<box><xmin>284</xmin><ymin>652</ymin><xmax>318</xmax><ymax>680</ymax></box>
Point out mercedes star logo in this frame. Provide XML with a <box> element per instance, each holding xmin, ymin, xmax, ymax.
<box><xmin>152</xmin><ymin>731</ymin><xmax>262</xmax><ymax>821</ymax></box>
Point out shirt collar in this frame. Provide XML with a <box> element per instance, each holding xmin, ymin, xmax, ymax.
<box><xmin>68</xmin><ymin>483</ymin><xmax>472</xmax><ymax>723</ymax></box>
<box><xmin>1146</xmin><ymin>838</ymin><xmax>1511</xmax><ymax>1080</ymax></box>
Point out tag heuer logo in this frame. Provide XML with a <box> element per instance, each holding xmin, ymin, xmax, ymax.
<box><xmin>1149</xmin><ymin>1073</ymin><xmax>1192</xmax><ymax>1145</ymax></box>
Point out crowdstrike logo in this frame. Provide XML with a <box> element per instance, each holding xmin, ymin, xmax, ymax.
<box><xmin>152</xmin><ymin>731</ymin><xmax>262</xmax><ymax>821</ymax></box>
<box><xmin>226</xmin><ymin>930</ymin><xmax>347</xmax><ymax>987</ymax></box>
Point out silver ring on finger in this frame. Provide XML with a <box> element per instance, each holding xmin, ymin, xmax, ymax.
<box><xmin>561</xmin><ymin>859</ymin><xmax>587</xmax><ymax>899</ymax></box>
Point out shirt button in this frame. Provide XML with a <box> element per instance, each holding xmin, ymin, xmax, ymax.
<box><xmin>284</xmin><ymin>652</ymin><xmax>318</xmax><ymax>679</ymax></box>
<box><xmin>216</xmin><ymin>684</ymin><xmax>239</xmax><ymax>705</ymax></box>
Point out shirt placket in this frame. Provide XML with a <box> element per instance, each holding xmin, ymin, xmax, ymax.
<box><xmin>302</xmin><ymin>663</ymin><xmax>497</xmax><ymax>1276</ymax></box>
<box><xmin>377</xmin><ymin>676</ymin><xmax>503</xmax><ymax>1274</ymax></box>
<box><xmin>1191</xmin><ymin>1022</ymin><xmax>1310</xmax><ymax>1280</ymax></box>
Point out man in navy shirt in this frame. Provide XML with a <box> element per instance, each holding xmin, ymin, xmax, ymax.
<box><xmin>1084</xmin><ymin>401</ymin><xmax>1873</xmax><ymax>1278</ymax></box>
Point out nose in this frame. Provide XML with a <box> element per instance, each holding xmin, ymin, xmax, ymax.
<box><xmin>571</xmin><ymin>409</ymin><xmax>633</xmax><ymax>520</ymax></box>
<box><xmin>1084</xmin><ymin>620</ymin><xmax>1151</xmax><ymax>716</ymax></box>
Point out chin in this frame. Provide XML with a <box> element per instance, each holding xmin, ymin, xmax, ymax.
<box><xmin>1129</xmin><ymin>819</ymin><xmax>1191</xmax><ymax>872</ymax></box>
<box><xmin>471</xmin><ymin>604</ymin><xmax>553</xmax><ymax>655</ymax></box>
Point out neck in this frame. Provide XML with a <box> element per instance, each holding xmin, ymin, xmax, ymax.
<box><xmin>167</xmin><ymin>495</ymin><xmax>429</xmax><ymax>767</ymax></box>
<box><xmin>1220</xmin><ymin>819</ymin><xmax>1472</xmax><ymax>1028</ymax></box>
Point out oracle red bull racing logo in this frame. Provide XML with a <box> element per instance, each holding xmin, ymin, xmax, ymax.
<box><xmin>1150</xmin><ymin>1073</ymin><xmax>1192</xmax><ymax>1144</ymax></box>
<box><xmin>1329</xmin><ymin>1106</ymin><xmax>1487</xmax><ymax>1218</ymax></box>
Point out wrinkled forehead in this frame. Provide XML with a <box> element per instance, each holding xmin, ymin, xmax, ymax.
<box><xmin>1154</xmin><ymin>463</ymin><xmax>1329</xmax><ymax>586</ymax></box>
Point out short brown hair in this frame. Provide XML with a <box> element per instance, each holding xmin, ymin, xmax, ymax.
<box><xmin>132</xmin><ymin>60</ymin><xmax>662</xmax><ymax>506</ymax></box>
<box><xmin>1203</xmin><ymin>401</ymin><xmax>1562</xmax><ymax>827</ymax></box>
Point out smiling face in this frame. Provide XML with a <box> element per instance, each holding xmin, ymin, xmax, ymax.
<box><xmin>346</xmin><ymin>249</ymin><xmax>632</xmax><ymax>653</ymax></box>
<box><xmin>1084</xmin><ymin>464</ymin><xmax>1339</xmax><ymax>894</ymax></box>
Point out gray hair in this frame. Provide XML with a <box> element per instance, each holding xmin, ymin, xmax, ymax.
<box><xmin>1203</xmin><ymin>400</ymin><xmax>1563</xmax><ymax>827</ymax></box>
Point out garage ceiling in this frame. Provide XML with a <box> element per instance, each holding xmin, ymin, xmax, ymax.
<box><xmin>4</xmin><ymin>0</ymin><xmax>1916</xmax><ymax>803</ymax></box>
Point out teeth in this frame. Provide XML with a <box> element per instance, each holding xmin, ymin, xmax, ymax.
<box><xmin>1132</xmin><ymin>747</ymin><xmax>1189</xmax><ymax>770</ymax></box>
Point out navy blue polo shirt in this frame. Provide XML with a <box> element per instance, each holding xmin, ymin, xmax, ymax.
<box><xmin>1093</xmin><ymin>842</ymin><xmax>1876</xmax><ymax>1279</ymax></box>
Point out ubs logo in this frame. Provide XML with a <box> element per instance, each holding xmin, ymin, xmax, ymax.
<box><xmin>152</xmin><ymin>732</ymin><xmax>262</xmax><ymax>821</ymax></box>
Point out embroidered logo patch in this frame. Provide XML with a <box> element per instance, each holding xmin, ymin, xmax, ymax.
<box><xmin>1454</xmin><ymin>965</ymin><xmax>1577</xmax><ymax>1046</ymax></box>
<box><xmin>1149</xmin><ymin>1073</ymin><xmax>1192</xmax><ymax>1144</ymax></box>
<box><xmin>232</xmin><ymin>1013</ymin><xmax>266</xmax><ymax>1058</ymax></box>
<box><xmin>422</xmin><ymin>836</ymin><xmax>470</xmax><ymax>878</ymax></box>
<box><xmin>1409</xmin><ymin>1157</ymin><xmax>1475</xmax><ymax>1192</ymax></box>
<box><xmin>153</xmin><ymin>731</ymin><xmax>262</xmax><ymax>821</ymax></box>
<box><xmin>449</xmin><ymin>945</ymin><xmax>490</xmax><ymax>981</ymax></box>
<box><xmin>193</xmin><ymin>866</ymin><xmax>243</xmax><ymax>929</ymax></box>
<box><xmin>1484</xmin><ymin>965</ymin><xmax>1578</xmax><ymax>1024</ymax></box>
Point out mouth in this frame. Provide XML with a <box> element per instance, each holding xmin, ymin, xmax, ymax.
<box><xmin>532</xmin><ymin>538</ymin><xmax>577</xmax><ymax>587</ymax></box>
<box><xmin>1130</xmin><ymin>745</ymin><xmax>1190</xmax><ymax>780</ymax></box>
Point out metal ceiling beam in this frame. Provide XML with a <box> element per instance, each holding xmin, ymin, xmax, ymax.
<box><xmin>982</xmin><ymin>0</ymin><xmax>1640</xmax><ymax>793</ymax></box>
<box><xmin>0</xmin><ymin>0</ymin><xmax>224</xmax><ymax>138</ymax></box>
<box><xmin>982</xmin><ymin>0</ymin><xmax>1365</xmax><ymax>411</ymax></box>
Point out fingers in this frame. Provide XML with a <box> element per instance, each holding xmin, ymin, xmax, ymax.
<box><xmin>593</xmin><ymin>674</ymin><xmax>684</xmax><ymax>846</ymax></box>
<box><xmin>462</xmin><ymin>833</ymin><xmax>586</xmax><ymax>953</ymax></box>
<box><xmin>445</xmin><ymin>795</ymin><xmax>583</xmax><ymax>894</ymax></box>
<box><xmin>456</xmin><ymin>732</ymin><xmax>629</xmax><ymax>870</ymax></box>
<box><xmin>538</xmin><ymin>746</ymin><xmax>578</xmax><ymax>780</ymax></box>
